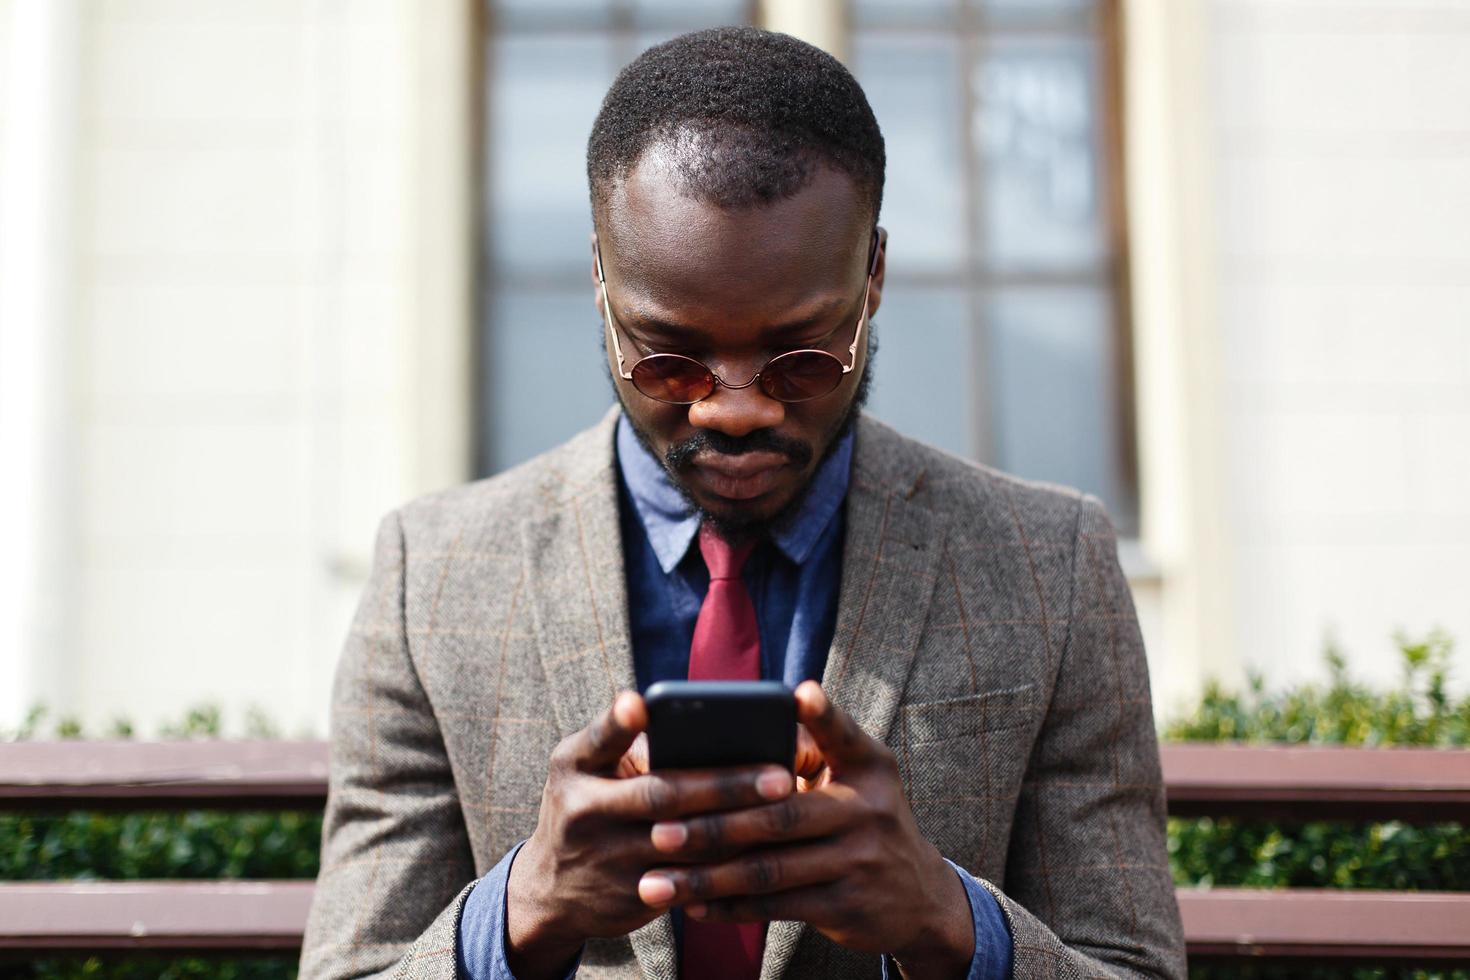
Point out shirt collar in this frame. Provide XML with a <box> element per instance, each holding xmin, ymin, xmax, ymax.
<box><xmin>615</xmin><ymin>413</ymin><xmax>853</xmax><ymax>575</ymax></box>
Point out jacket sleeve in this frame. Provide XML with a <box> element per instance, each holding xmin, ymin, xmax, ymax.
<box><xmin>300</xmin><ymin>510</ymin><xmax>479</xmax><ymax>980</ymax></box>
<box><xmin>975</xmin><ymin>497</ymin><xmax>1186</xmax><ymax>980</ymax></box>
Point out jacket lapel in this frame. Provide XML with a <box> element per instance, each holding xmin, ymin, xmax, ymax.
<box><xmin>519</xmin><ymin>409</ymin><xmax>679</xmax><ymax>979</ymax></box>
<box><xmin>520</xmin><ymin>409</ymin><xmax>638</xmax><ymax>737</ymax></box>
<box><xmin>762</xmin><ymin>416</ymin><xmax>945</xmax><ymax>980</ymax></box>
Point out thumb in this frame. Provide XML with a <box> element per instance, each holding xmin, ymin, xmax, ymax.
<box><xmin>574</xmin><ymin>691</ymin><xmax>647</xmax><ymax>773</ymax></box>
<box><xmin>793</xmin><ymin>681</ymin><xmax>872</xmax><ymax>774</ymax></box>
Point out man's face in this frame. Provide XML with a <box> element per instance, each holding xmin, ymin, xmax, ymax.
<box><xmin>593</xmin><ymin>147</ymin><xmax>885</xmax><ymax>535</ymax></box>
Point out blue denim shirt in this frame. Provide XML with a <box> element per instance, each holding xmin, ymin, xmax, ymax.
<box><xmin>456</xmin><ymin>414</ymin><xmax>1011</xmax><ymax>978</ymax></box>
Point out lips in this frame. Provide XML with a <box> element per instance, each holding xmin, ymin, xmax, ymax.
<box><xmin>689</xmin><ymin>450</ymin><xmax>790</xmax><ymax>501</ymax></box>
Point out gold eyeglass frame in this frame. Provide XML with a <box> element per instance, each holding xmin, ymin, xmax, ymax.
<box><xmin>593</xmin><ymin>227</ymin><xmax>885</xmax><ymax>405</ymax></box>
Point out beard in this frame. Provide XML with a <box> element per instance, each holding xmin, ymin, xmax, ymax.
<box><xmin>608</xmin><ymin>325</ymin><xmax>877</xmax><ymax>544</ymax></box>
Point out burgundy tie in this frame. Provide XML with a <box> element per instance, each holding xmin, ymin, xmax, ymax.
<box><xmin>681</xmin><ymin>522</ymin><xmax>765</xmax><ymax>980</ymax></box>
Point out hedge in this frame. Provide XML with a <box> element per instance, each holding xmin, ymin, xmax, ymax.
<box><xmin>1166</xmin><ymin>631</ymin><xmax>1469</xmax><ymax>980</ymax></box>
<box><xmin>3</xmin><ymin>632</ymin><xmax>1467</xmax><ymax>979</ymax></box>
<box><xmin>1165</xmin><ymin>631</ymin><xmax>1468</xmax><ymax>898</ymax></box>
<box><xmin>0</xmin><ymin>706</ymin><xmax>317</xmax><ymax>979</ymax></box>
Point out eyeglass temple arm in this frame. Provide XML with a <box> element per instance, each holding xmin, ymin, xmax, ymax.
<box><xmin>844</xmin><ymin>227</ymin><xmax>884</xmax><ymax>372</ymax></box>
<box><xmin>593</xmin><ymin>237</ymin><xmax>634</xmax><ymax>380</ymax></box>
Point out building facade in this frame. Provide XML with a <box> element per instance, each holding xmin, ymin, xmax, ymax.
<box><xmin>1</xmin><ymin>0</ymin><xmax>1467</xmax><ymax>734</ymax></box>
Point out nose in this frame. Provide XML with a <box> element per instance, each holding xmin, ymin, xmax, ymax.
<box><xmin>686</xmin><ymin>370</ymin><xmax>785</xmax><ymax>438</ymax></box>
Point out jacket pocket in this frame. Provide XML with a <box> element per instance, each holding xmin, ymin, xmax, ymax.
<box><xmin>896</xmin><ymin>684</ymin><xmax>1039</xmax><ymax>883</ymax></box>
<box><xmin>900</xmin><ymin>683</ymin><xmax>1036</xmax><ymax>746</ymax></box>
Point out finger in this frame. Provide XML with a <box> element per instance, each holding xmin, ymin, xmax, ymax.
<box><xmin>593</xmin><ymin>764</ymin><xmax>793</xmax><ymax>822</ymax></box>
<box><xmin>639</xmin><ymin>842</ymin><xmax>846</xmax><ymax>907</ymax></box>
<box><xmin>793</xmin><ymin>681</ymin><xmax>872</xmax><ymax>772</ymax></box>
<box><xmin>650</xmin><ymin>788</ymin><xmax>850</xmax><ymax>857</ymax></box>
<box><xmin>571</xmin><ymin>691</ymin><xmax>646</xmax><ymax>773</ymax></box>
<box><xmin>637</xmin><ymin>872</ymin><xmax>678</xmax><ymax>908</ymax></box>
<box><xmin>793</xmin><ymin>725</ymin><xmax>827</xmax><ymax>785</ymax></box>
<box><xmin>617</xmin><ymin>733</ymin><xmax>650</xmax><ymax>779</ymax></box>
<box><xmin>686</xmin><ymin>883</ymin><xmax>841</xmax><ymax>925</ymax></box>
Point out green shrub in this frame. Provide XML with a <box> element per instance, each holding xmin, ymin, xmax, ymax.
<box><xmin>1165</xmin><ymin>631</ymin><xmax>1468</xmax><ymax>891</ymax></box>
<box><xmin>0</xmin><ymin>956</ymin><xmax>299</xmax><ymax>980</ymax></box>
<box><xmin>1165</xmin><ymin>630</ymin><xmax>1469</xmax><ymax>747</ymax></box>
<box><xmin>0</xmin><ymin>810</ymin><xmax>320</xmax><ymax>882</ymax></box>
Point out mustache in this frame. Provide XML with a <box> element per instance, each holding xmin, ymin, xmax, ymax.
<box><xmin>664</xmin><ymin>428</ymin><xmax>814</xmax><ymax>471</ymax></box>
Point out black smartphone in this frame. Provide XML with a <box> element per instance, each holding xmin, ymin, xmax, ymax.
<box><xmin>644</xmin><ymin>680</ymin><xmax>796</xmax><ymax>772</ymax></box>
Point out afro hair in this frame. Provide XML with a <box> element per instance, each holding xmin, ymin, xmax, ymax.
<box><xmin>586</xmin><ymin>27</ymin><xmax>885</xmax><ymax>223</ymax></box>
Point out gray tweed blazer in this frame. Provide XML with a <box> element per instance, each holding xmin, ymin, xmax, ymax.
<box><xmin>300</xmin><ymin>408</ymin><xmax>1186</xmax><ymax>980</ymax></box>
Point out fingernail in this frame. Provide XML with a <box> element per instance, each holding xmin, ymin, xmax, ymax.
<box><xmin>686</xmin><ymin>902</ymin><xmax>707</xmax><ymax>919</ymax></box>
<box><xmin>638</xmin><ymin>873</ymin><xmax>676</xmax><ymax>906</ymax></box>
<box><xmin>651</xmin><ymin>821</ymin><xmax>688</xmax><ymax>850</ymax></box>
<box><xmin>757</xmin><ymin>768</ymin><xmax>792</xmax><ymax>800</ymax></box>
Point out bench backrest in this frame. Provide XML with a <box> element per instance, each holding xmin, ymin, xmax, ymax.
<box><xmin>2</xmin><ymin>741</ymin><xmax>1468</xmax><ymax>962</ymax></box>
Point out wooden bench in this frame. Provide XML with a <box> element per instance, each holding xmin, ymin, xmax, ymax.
<box><xmin>3</xmin><ymin>741</ymin><xmax>1468</xmax><ymax>963</ymax></box>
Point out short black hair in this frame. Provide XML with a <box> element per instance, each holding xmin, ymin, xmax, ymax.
<box><xmin>587</xmin><ymin>27</ymin><xmax>884</xmax><ymax>223</ymax></box>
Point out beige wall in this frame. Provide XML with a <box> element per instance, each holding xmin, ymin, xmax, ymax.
<box><xmin>0</xmin><ymin>0</ymin><xmax>9</xmax><ymax>170</ymax></box>
<box><xmin>1126</xmin><ymin>0</ymin><xmax>1470</xmax><ymax>709</ymax></box>
<box><xmin>1206</xmin><ymin>0</ymin><xmax>1470</xmax><ymax>691</ymax></box>
<box><xmin>5</xmin><ymin>0</ymin><xmax>1467</xmax><ymax>734</ymax></box>
<box><xmin>0</xmin><ymin>0</ymin><xmax>473</xmax><ymax>735</ymax></box>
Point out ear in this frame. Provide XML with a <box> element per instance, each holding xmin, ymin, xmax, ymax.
<box><xmin>866</xmin><ymin>226</ymin><xmax>888</xmax><ymax>320</ymax></box>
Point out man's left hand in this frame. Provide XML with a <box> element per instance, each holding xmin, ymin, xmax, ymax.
<box><xmin>636</xmin><ymin>680</ymin><xmax>977</xmax><ymax>980</ymax></box>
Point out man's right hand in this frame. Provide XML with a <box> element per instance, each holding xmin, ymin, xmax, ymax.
<box><xmin>505</xmin><ymin>691</ymin><xmax>794</xmax><ymax>979</ymax></box>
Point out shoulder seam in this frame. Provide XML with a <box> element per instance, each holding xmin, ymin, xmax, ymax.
<box><xmin>1044</xmin><ymin>494</ymin><xmax>1090</xmax><ymax>717</ymax></box>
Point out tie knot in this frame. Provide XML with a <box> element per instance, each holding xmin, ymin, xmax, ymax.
<box><xmin>698</xmin><ymin>523</ymin><xmax>756</xmax><ymax>580</ymax></box>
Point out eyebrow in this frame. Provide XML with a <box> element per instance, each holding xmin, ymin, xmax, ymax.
<box><xmin>621</xmin><ymin>303</ymin><xmax>852</xmax><ymax>346</ymax></box>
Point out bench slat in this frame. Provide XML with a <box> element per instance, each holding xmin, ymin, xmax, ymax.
<box><xmin>1</xmin><ymin>882</ymin><xmax>1467</xmax><ymax>959</ymax></box>
<box><xmin>0</xmin><ymin>741</ymin><xmax>329</xmax><ymax>810</ymax></box>
<box><xmin>1177</xmin><ymin>887</ymin><xmax>1470</xmax><ymax>960</ymax></box>
<box><xmin>1163</xmin><ymin>744</ymin><xmax>1470</xmax><ymax>821</ymax></box>
<box><xmin>0</xmin><ymin>881</ymin><xmax>314</xmax><ymax>950</ymax></box>
<box><xmin>3</xmin><ymin>741</ymin><xmax>1469</xmax><ymax>820</ymax></box>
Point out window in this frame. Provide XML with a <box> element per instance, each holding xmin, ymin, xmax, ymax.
<box><xmin>853</xmin><ymin>0</ymin><xmax>1137</xmax><ymax>532</ymax></box>
<box><xmin>476</xmin><ymin>0</ymin><xmax>756</xmax><ymax>475</ymax></box>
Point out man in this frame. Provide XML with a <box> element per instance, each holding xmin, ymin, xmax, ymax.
<box><xmin>301</xmin><ymin>26</ymin><xmax>1185</xmax><ymax>980</ymax></box>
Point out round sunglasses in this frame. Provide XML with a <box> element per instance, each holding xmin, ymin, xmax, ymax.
<box><xmin>595</xmin><ymin>229</ymin><xmax>883</xmax><ymax>405</ymax></box>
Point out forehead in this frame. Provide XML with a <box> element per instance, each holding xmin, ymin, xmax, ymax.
<box><xmin>599</xmin><ymin>145</ymin><xmax>871</xmax><ymax>311</ymax></box>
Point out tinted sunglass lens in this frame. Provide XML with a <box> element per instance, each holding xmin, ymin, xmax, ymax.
<box><xmin>762</xmin><ymin>351</ymin><xmax>844</xmax><ymax>402</ymax></box>
<box><xmin>631</xmin><ymin>355</ymin><xmax>715</xmax><ymax>404</ymax></box>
